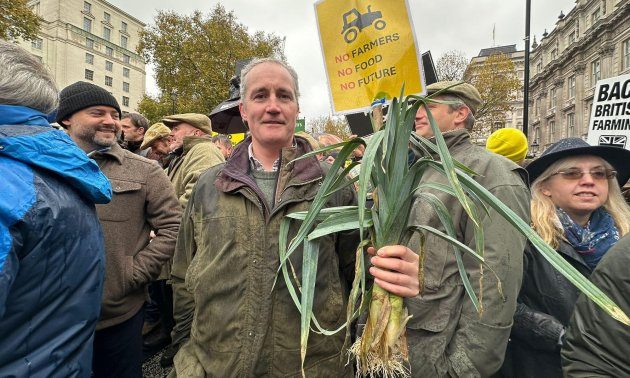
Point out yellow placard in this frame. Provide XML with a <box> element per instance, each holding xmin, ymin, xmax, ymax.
<box><xmin>315</xmin><ymin>0</ymin><xmax>425</xmax><ymax>114</ymax></box>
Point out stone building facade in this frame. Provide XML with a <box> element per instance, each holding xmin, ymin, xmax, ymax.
<box><xmin>528</xmin><ymin>0</ymin><xmax>630</xmax><ymax>155</ymax></box>
<box><xmin>20</xmin><ymin>0</ymin><xmax>146</xmax><ymax>113</ymax></box>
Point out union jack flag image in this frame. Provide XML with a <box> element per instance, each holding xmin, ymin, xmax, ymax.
<box><xmin>598</xmin><ymin>135</ymin><xmax>627</xmax><ymax>148</ymax></box>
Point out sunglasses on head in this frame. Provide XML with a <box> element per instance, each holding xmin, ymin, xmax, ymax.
<box><xmin>550</xmin><ymin>167</ymin><xmax>617</xmax><ymax>181</ymax></box>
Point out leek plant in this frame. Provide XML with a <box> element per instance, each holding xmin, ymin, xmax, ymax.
<box><xmin>277</xmin><ymin>87</ymin><xmax>630</xmax><ymax>377</ymax></box>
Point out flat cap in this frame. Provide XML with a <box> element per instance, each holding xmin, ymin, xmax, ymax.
<box><xmin>426</xmin><ymin>81</ymin><xmax>482</xmax><ymax>116</ymax></box>
<box><xmin>141</xmin><ymin>122</ymin><xmax>171</xmax><ymax>150</ymax></box>
<box><xmin>162</xmin><ymin>113</ymin><xmax>212</xmax><ymax>135</ymax></box>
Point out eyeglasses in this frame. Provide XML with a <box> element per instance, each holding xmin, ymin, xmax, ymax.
<box><xmin>551</xmin><ymin>168</ymin><xmax>617</xmax><ymax>180</ymax></box>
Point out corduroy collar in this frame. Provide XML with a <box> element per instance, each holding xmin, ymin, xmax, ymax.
<box><xmin>89</xmin><ymin>142</ymin><xmax>125</xmax><ymax>164</ymax></box>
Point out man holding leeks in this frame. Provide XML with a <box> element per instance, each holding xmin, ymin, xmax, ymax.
<box><xmin>169</xmin><ymin>57</ymin><xmax>419</xmax><ymax>377</ymax></box>
<box><xmin>407</xmin><ymin>81</ymin><xmax>530</xmax><ymax>376</ymax></box>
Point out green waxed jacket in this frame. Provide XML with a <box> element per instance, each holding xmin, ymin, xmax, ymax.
<box><xmin>562</xmin><ymin>234</ymin><xmax>630</xmax><ymax>377</ymax></box>
<box><xmin>166</xmin><ymin>135</ymin><xmax>225</xmax><ymax>209</ymax></box>
<box><xmin>161</xmin><ymin>136</ymin><xmax>224</xmax><ymax>280</ymax></box>
<box><xmin>406</xmin><ymin>129</ymin><xmax>531</xmax><ymax>377</ymax></box>
<box><xmin>170</xmin><ymin>136</ymin><xmax>356</xmax><ymax>377</ymax></box>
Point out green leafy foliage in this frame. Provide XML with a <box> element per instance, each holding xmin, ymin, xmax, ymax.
<box><xmin>1</xmin><ymin>0</ymin><xmax>40</xmax><ymax>41</ymax></box>
<box><xmin>138</xmin><ymin>5</ymin><xmax>284</xmax><ymax>118</ymax></box>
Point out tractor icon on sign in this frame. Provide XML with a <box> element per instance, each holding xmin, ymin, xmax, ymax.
<box><xmin>341</xmin><ymin>5</ymin><xmax>386</xmax><ymax>44</ymax></box>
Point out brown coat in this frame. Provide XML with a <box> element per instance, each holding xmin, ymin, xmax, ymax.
<box><xmin>92</xmin><ymin>143</ymin><xmax>182</xmax><ymax>329</ymax></box>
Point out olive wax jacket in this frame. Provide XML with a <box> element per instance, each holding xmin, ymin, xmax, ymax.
<box><xmin>406</xmin><ymin>129</ymin><xmax>531</xmax><ymax>377</ymax></box>
<box><xmin>170</xmin><ymin>136</ymin><xmax>356</xmax><ymax>377</ymax></box>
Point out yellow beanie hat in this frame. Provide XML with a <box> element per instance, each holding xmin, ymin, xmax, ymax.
<box><xmin>486</xmin><ymin>128</ymin><xmax>528</xmax><ymax>163</ymax></box>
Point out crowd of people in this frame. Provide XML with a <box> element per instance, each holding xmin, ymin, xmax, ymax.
<box><xmin>1</xmin><ymin>39</ymin><xmax>630</xmax><ymax>378</ymax></box>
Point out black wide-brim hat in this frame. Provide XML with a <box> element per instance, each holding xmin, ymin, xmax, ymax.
<box><xmin>527</xmin><ymin>137</ymin><xmax>630</xmax><ymax>186</ymax></box>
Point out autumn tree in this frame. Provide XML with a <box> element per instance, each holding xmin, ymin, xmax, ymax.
<box><xmin>436</xmin><ymin>50</ymin><xmax>469</xmax><ymax>81</ymax></box>
<box><xmin>463</xmin><ymin>53</ymin><xmax>522</xmax><ymax>140</ymax></box>
<box><xmin>135</xmin><ymin>95</ymin><xmax>173</xmax><ymax>125</ymax></box>
<box><xmin>138</xmin><ymin>5</ymin><xmax>284</xmax><ymax>120</ymax></box>
<box><xmin>1</xmin><ymin>0</ymin><xmax>40</xmax><ymax>41</ymax></box>
<box><xmin>308</xmin><ymin>116</ymin><xmax>352</xmax><ymax>140</ymax></box>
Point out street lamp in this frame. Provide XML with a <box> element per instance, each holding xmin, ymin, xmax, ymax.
<box><xmin>170</xmin><ymin>89</ymin><xmax>178</xmax><ymax>114</ymax></box>
<box><xmin>530</xmin><ymin>140</ymin><xmax>539</xmax><ymax>157</ymax></box>
<box><xmin>523</xmin><ymin>0</ymin><xmax>531</xmax><ymax>139</ymax></box>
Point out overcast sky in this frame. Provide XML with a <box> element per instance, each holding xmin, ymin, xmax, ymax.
<box><xmin>109</xmin><ymin>0</ymin><xmax>576</xmax><ymax>120</ymax></box>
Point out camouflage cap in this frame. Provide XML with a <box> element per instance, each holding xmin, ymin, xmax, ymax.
<box><xmin>426</xmin><ymin>81</ymin><xmax>482</xmax><ymax>116</ymax></box>
<box><xmin>162</xmin><ymin>113</ymin><xmax>213</xmax><ymax>135</ymax></box>
<box><xmin>141</xmin><ymin>122</ymin><xmax>171</xmax><ymax>150</ymax></box>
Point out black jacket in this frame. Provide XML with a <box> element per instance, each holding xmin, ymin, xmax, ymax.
<box><xmin>501</xmin><ymin>241</ymin><xmax>592</xmax><ymax>378</ymax></box>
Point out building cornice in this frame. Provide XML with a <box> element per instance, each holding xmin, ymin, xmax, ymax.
<box><xmin>96</xmin><ymin>0</ymin><xmax>146</xmax><ymax>27</ymax></box>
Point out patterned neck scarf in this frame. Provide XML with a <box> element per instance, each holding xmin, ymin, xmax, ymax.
<box><xmin>557</xmin><ymin>207</ymin><xmax>619</xmax><ymax>270</ymax></box>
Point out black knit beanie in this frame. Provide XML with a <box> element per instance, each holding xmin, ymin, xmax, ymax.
<box><xmin>56</xmin><ymin>81</ymin><xmax>121</xmax><ymax>127</ymax></box>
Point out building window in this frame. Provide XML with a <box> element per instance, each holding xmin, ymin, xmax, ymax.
<box><xmin>105</xmin><ymin>76</ymin><xmax>113</xmax><ymax>87</ymax></box>
<box><xmin>85</xmin><ymin>69</ymin><xmax>94</xmax><ymax>81</ymax></box>
<box><xmin>549</xmin><ymin>120</ymin><xmax>556</xmax><ymax>140</ymax></box>
<box><xmin>122</xmin><ymin>96</ymin><xmax>130</xmax><ymax>107</ymax></box>
<box><xmin>105</xmin><ymin>60</ymin><xmax>113</xmax><ymax>71</ymax></box>
<box><xmin>121</xmin><ymin>21</ymin><xmax>128</xmax><ymax>32</ymax></box>
<box><xmin>120</xmin><ymin>35</ymin><xmax>128</xmax><ymax>49</ymax></box>
<box><xmin>534</xmin><ymin>126</ymin><xmax>540</xmax><ymax>144</ymax></box>
<box><xmin>567</xmin><ymin>113</ymin><xmax>575</xmax><ymax>137</ymax></box>
<box><xmin>592</xmin><ymin>7</ymin><xmax>601</xmax><ymax>24</ymax></box>
<box><xmin>84</xmin><ymin>1</ymin><xmax>91</xmax><ymax>13</ymax></box>
<box><xmin>104</xmin><ymin>12</ymin><xmax>111</xmax><ymax>23</ymax></box>
<box><xmin>123</xmin><ymin>82</ymin><xmax>130</xmax><ymax>92</ymax></box>
<box><xmin>83</xmin><ymin>17</ymin><xmax>92</xmax><ymax>32</ymax></box>
<box><xmin>85</xmin><ymin>53</ymin><xmax>94</xmax><ymax>64</ymax></box>
<box><xmin>31</xmin><ymin>38</ymin><xmax>43</xmax><ymax>50</ymax></box>
<box><xmin>624</xmin><ymin>39</ymin><xmax>630</xmax><ymax>70</ymax></box>
<box><xmin>536</xmin><ymin>60</ymin><xmax>543</xmax><ymax>74</ymax></box>
<box><xmin>123</xmin><ymin>67</ymin><xmax>130</xmax><ymax>78</ymax></box>
<box><xmin>568</xmin><ymin>76</ymin><xmax>576</xmax><ymax>98</ymax></box>
<box><xmin>123</xmin><ymin>54</ymin><xmax>130</xmax><ymax>64</ymax></box>
<box><xmin>549</xmin><ymin>87</ymin><xmax>557</xmax><ymax>109</ymax></box>
<box><xmin>106</xmin><ymin>46</ymin><xmax>113</xmax><ymax>56</ymax></box>
<box><xmin>591</xmin><ymin>60</ymin><xmax>601</xmax><ymax>85</ymax></box>
<box><xmin>550</xmin><ymin>49</ymin><xmax>557</xmax><ymax>61</ymax></box>
<box><xmin>86</xmin><ymin>38</ymin><xmax>94</xmax><ymax>49</ymax></box>
<box><xmin>567</xmin><ymin>30</ymin><xmax>576</xmax><ymax>45</ymax></box>
<box><xmin>103</xmin><ymin>26</ymin><xmax>111</xmax><ymax>41</ymax></box>
<box><xmin>535</xmin><ymin>98</ymin><xmax>541</xmax><ymax>116</ymax></box>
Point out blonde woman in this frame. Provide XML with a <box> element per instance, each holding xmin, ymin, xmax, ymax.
<box><xmin>502</xmin><ymin>138</ymin><xmax>630</xmax><ymax>378</ymax></box>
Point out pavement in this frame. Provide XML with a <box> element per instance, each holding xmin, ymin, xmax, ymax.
<box><xmin>142</xmin><ymin>349</ymin><xmax>172</xmax><ymax>378</ymax></box>
<box><xmin>141</xmin><ymin>322</ymin><xmax>173</xmax><ymax>378</ymax></box>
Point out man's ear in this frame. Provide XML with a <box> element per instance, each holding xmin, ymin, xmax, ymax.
<box><xmin>138</xmin><ymin>127</ymin><xmax>145</xmax><ymax>135</ymax></box>
<box><xmin>454</xmin><ymin>106</ymin><xmax>470</xmax><ymax>124</ymax></box>
<box><xmin>239</xmin><ymin>101</ymin><xmax>247</xmax><ymax>123</ymax></box>
<box><xmin>61</xmin><ymin>119</ymin><xmax>72</xmax><ymax>129</ymax></box>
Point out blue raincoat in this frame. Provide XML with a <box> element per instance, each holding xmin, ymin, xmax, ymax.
<box><xmin>0</xmin><ymin>105</ymin><xmax>112</xmax><ymax>377</ymax></box>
